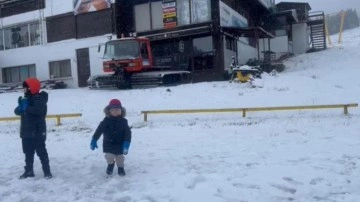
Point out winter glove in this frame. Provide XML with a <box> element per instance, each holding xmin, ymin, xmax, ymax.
<box><xmin>17</xmin><ymin>96</ymin><xmax>23</xmax><ymax>113</ymax></box>
<box><xmin>18</xmin><ymin>96</ymin><xmax>29</xmax><ymax>111</ymax></box>
<box><xmin>122</xmin><ymin>141</ymin><xmax>130</xmax><ymax>155</ymax></box>
<box><xmin>17</xmin><ymin>96</ymin><xmax>22</xmax><ymax>106</ymax></box>
<box><xmin>90</xmin><ymin>138</ymin><xmax>98</xmax><ymax>150</ymax></box>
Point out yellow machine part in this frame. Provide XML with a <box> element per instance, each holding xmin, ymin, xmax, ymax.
<box><xmin>236</xmin><ymin>71</ymin><xmax>251</xmax><ymax>82</ymax></box>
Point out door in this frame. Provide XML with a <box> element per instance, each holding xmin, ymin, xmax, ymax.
<box><xmin>76</xmin><ymin>48</ymin><xmax>91</xmax><ymax>87</ymax></box>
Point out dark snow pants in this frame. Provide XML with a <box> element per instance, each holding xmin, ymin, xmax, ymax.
<box><xmin>22</xmin><ymin>137</ymin><xmax>50</xmax><ymax>173</ymax></box>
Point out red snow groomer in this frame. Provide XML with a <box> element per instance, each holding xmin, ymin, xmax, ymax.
<box><xmin>88</xmin><ymin>37</ymin><xmax>191</xmax><ymax>89</ymax></box>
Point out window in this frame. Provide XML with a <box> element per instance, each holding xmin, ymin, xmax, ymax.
<box><xmin>134</xmin><ymin>0</ymin><xmax>211</xmax><ymax>32</ymax></box>
<box><xmin>193</xmin><ymin>36</ymin><xmax>214</xmax><ymax>70</ymax></box>
<box><xmin>152</xmin><ymin>39</ymin><xmax>192</xmax><ymax>71</ymax></box>
<box><xmin>152</xmin><ymin>42</ymin><xmax>176</xmax><ymax>67</ymax></box>
<box><xmin>0</xmin><ymin>22</ymin><xmax>41</xmax><ymax>51</ymax></box>
<box><xmin>2</xmin><ymin>65</ymin><xmax>36</xmax><ymax>83</ymax></box>
<box><xmin>177</xmin><ymin>0</ymin><xmax>211</xmax><ymax>25</ymax></box>
<box><xmin>140</xmin><ymin>43</ymin><xmax>149</xmax><ymax>59</ymax></box>
<box><xmin>0</xmin><ymin>30</ymin><xmax>4</xmax><ymax>50</ymax></box>
<box><xmin>193</xmin><ymin>36</ymin><xmax>213</xmax><ymax>53</ymax></box>
<box><xmin>49</xmin><ymin>60</ymin><xmax>72</xmax><ymax>79</ymax></box>
<box><xmin>104</xmin><ymin>40</ymin><xmax>140</xmax><ymax>59</ymax></box>
<box><xmin>4</xmin><ymin>27</ymin><xmax>17</xmax><ymax>50</ymax></box>
<box><xmin>140</xmin><ymin>43</ymin><xmax>150</xmax><ymax>66</ymax></box>
<box><xmin>29</xmin><ymin>23</ymin><xmax>41</xmax><ymax>45</ymax></box>
<box><xmin>177</xmin><ymin>0</ymin><xmax>191</xmax><ymax>26</ymax></box>
<box><xmin>225</xmin><ymin>36</ymin><xmax>236</xmax><ymax>51</ymax></box>
<box><xmin>191</xmin><ymin>0</ymin><xmax>211</xmax><ymax>23</ymax></box>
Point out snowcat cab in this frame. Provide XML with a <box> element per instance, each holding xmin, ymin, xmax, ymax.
<box><xmin>87</xmin><ymin>37</ymin><xmax>191</xmax><ymax>89</ymax></box>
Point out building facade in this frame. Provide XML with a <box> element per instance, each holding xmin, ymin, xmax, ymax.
<box><xmin>259</xmin><ymin>2</ymin><xmax>314</xmax><ymax>59</ymax></box>
<box><xmin>117</xmin><ymin>0</ymin><xmax>275</xmax><ymax>82</ymax></box>
<box><xmin>0</xmin><ymin>0</ymin><xmax>116</xmax><ymax>87</ymax></box>
<box><xmin>0</xmin><ymin>0</ymin><xmax>279</xmax><ymax>87</ymax></box>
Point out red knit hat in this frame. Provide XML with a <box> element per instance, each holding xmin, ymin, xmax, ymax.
<box><xmin>108</xmin><ymin>99</ymin><xmax>122</xmax><ymax>109</ymax></box>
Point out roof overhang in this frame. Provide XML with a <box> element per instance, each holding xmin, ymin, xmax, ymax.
<box><xmin>138</xmin><ymin>25</ymin><xmax>211</xmax><ymax>41</ymax></box>
<box><xmin>0</xmin><ymin>0</ymin><xmax>21</xmax><ymax>5</ymax></box>
<box><xmin>275</xmin><ymin>9</ymin><xmax>299</xmax><ymax>24</ymax></box>
<box><xmin>276</xmin><ymin>2</ymin><xmax>312</xmax><ymax>11</ymax></box>
<box><xmin>220</xmin><ymin>26</ymin><xmax>275</xmax><ymax>39</ymax></box>
<box><xmin>256</xmin><ymin>0</ymin><xmax>273</xmax><ymax>10</ymax></box>
<box><xmin>0</xmin><ymin>0</ymin><xmax>35</xmax><ymax>7</ymax></box>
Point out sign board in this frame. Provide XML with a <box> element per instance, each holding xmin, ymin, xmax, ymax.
<box><xmin>162</xmin><ymin>0</ymin><xmax>177</xmax><ymax>29</ymax></box>
<box><xmin>73</xmin><ymin>0</ymin><xmax>111</xmax><ymax>15</ymax></box>
<box><xmin>219</xmin><ymin>1</ymin><xmax>248</xmax><ymax>27</ymax></box>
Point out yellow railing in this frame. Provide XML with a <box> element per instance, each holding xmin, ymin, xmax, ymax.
<box><xmin>141</xmin><ymin>103</ymin><xmax>358</xmax><ymax>122</ymax></box>
<box><xmin>0</xmin><ymin>113</ymin><xmax>82</xmax><ymax>126</ymax></box>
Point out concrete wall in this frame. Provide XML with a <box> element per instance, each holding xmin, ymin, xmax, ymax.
<box><xmin>259</xmin><ymin>35</ymin><xmax>289</xmax><ymax>60</ymax></box>
<box><xmin>258</xmin><ymin>23</ymin><xmax>310</xmax><ymax>59</ymax></box>
<box><xmin>237</xmin><ymin>41</ymin><xmax>257</xmax><ymax>65</ymax></box>
<box><xmin>223</xmin><ymin>37</ymin><xmax>236</xmax><ymax>72</ymax></box>
<box><xmin>292</xmin><ymin>23</ymin><xmax>310</xmax><ymax>54</ymax></box>
<box><xmin>0</xmin><ymin>36</ymin><xmax>110</xmax><ymax>87</ymax></box>
<box><xmin>259</xmin><ymin>36</ymin><xmax>288</xmax><ymax>54</ymax></box>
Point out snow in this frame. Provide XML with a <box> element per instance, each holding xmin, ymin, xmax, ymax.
<box><xmin>234</xmin><ymin>64</ymin><xmax>253</xmax><ymax>70</ymax></box>
<box><xmin>1</xmin><ymin>27</ymin><xmax>360</xmax><ymax>202</ymax></box>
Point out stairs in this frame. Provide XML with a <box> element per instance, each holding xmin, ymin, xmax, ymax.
<box><xmin>307</xmin><ymin>11</ymin><xmax>327</xmax><ymax>51</ymax></box>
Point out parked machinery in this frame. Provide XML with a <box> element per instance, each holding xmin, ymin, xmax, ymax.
<box><xmin>88</xmin><ymin>37</ymin><xmax>191</xmax><ymax>89</ymax></box>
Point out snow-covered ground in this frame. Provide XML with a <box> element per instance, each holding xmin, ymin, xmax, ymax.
<box><xmin>1</xmin><ymin>27</ymin><xmax>360</xmax><ymax>202</ymax></box>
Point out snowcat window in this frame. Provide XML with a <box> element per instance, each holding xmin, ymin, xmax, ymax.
<box><xmin>104</xmin><ymin>40</ymin><xmax>140</xmax><ymax>60</ymax></box>
<box><xmin>140</xmin><ymin>43</ymin><xmax>149</xmax><ymax>59</ymax></box>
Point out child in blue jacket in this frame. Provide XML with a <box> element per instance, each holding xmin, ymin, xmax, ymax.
<box><xmin>90</xmin><ymin>99</ymin><xmax>131</xmax><ymax>176</ymax></box>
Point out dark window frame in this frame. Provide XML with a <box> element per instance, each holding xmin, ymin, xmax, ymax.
<box><xmin>2</xmin><ymin>64</ymin><xmax>36</xmax><ymax>83</ymax></box>
<box><xmin>0</xmin><ymin>21</ymin><xmax>41</xmax><ymax>51</ymax></box>
<box><xmin>49</xmin><ymin>59</ymin><xmax>72</xmax><ymax>79</ymax></box>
